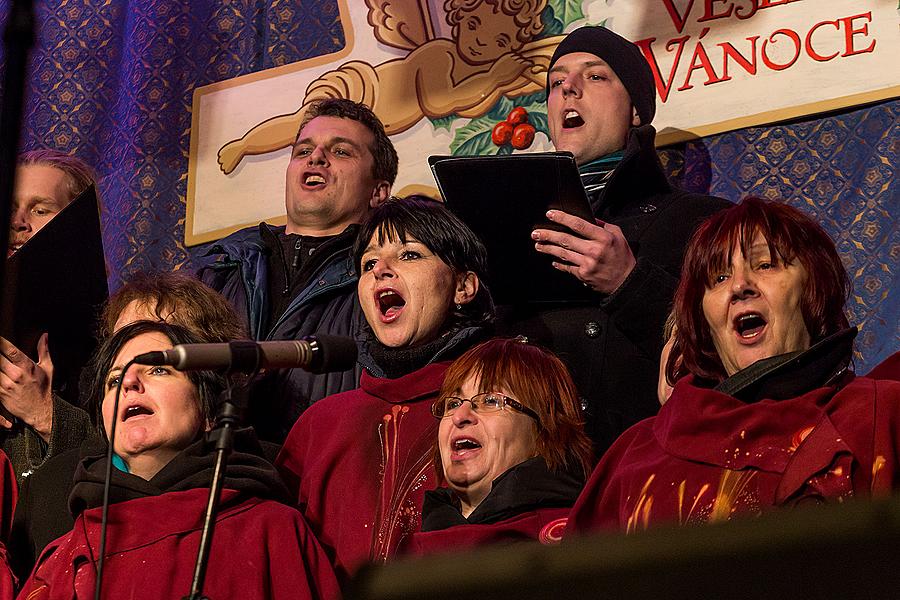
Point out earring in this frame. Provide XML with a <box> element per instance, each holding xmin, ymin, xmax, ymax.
<box><xmin>455</xmin><ymin>303</ymin><xmax>462</xmax><ymax>311</ymax></box>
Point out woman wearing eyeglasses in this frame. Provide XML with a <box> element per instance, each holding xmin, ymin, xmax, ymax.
<box><xmin>403</xmin><ymin>337</ymin><xmax>594</xmax><ymax>555</ymax></box>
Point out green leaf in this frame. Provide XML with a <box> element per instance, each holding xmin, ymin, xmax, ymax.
<box><xmin>485</xmin><ymin>96</ymin><xmax>516</xmax><ymax>121</ymax></box>
<box><xmin>515</xmin><ymin>91</ymin><xmax>547</xmax><ymax>107</ymax></box>
<box><xmin>528</xmin><ymin>111</ymin><xmax>549</xmax><ymax>138</ymax></box>
<box><xmin>450</xmin><ymin>117</ymin><xmax>500</xmax><ymax>156</ymax></box>
<box><xmin>430</xmin><ymin>115</ymin><xmax>455</xmax><ymax>132</ymax></box>
<box><xmin>546</xmin><ymin>0</ymin><xmax>585</xmax><ymax>29</ymax></box>
<box><xmin>542</xmin><ymin>7</ymin><xmax>565</xmax><ymax>37</ymax></box>
<box><xmin>496</xmin><ymin>145</ymin><xmax>514</xmax><ymax>155</ymax></box>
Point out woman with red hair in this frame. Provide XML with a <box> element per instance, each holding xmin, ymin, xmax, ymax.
<box><xmin>567</xmin><ymin>197</ymin><xmax>900</xmax><ymax>533</ymax></box>
<box><xmin>405</xmin><ymin>337</ymin><xmax>594</xmax><ymax>554</ymax></box>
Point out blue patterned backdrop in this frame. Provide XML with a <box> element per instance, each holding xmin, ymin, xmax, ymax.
<box><xmin>0</xmin><ymin>0</ymin><xmax>897</xmax><ymax>372</ymax></box>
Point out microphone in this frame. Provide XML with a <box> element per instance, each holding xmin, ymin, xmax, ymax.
<box><xmin>132</xmin><ymin>335</ymin><xmax>357</xmax><ymax>374</ymax></box>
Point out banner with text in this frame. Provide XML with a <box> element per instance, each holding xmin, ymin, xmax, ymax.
<box><xmin>186</xmin><ymin>0</ymin><xmax>899</xmax><ymax>245</ymax></box>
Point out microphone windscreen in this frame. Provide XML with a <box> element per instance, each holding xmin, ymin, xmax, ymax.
<box><xmin>307</xmin><ymin>334</ymin><xmax>358</xmax><ymax>373</ymax></box>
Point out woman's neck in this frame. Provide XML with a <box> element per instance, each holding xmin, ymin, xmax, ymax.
<box><xmin>458</xmin><ymin>487</ymin><xmax>489</xmax><ymax>518</ymax></box>
<box><xmin>122</xmin><ymin>449</ymin><xmax>178</xmax><ymax>481</ymax></box>
<box><xmin>368</xmin><ymin>332</ymin><xmax>455</xmax><ymax>379</ymax></box>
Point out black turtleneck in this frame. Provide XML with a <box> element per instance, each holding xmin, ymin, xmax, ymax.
<box><xmin>713</xmin><ymin>327</ymin><xmax>857</xmax><ymax>403</ymax></box>
<box><xmin>262</xmin><ymin>224</ymin><xmax>358</xmax><ymax>332</ymax></box>
<box><xmin>421</xmin><ymin>457</ymin><xmax>584</xmax><ymax>531</ymax></box>
<box><xmin>69</xmin><ymin>427</ymin><xmax>289</xmax><ymax>517</ymax></box>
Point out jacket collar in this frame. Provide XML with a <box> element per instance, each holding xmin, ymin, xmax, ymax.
<box><xmin>714</xmin><ymin>327</ymin><xmax>857</xmax><ymax>402</ymax></box>
<box><xmin>421</xmin><ymin>457</ymin><xmax>583</xmax><ymax>531</ymax></box>
<box><xmin>357</xmin><ymin>325</ymin><xmax>488</xmax><ymax>378</ymax></box>
<box><xmin>204</xmin><ymin>223</ymin><xmax>358</xmax><ymax>339</ymax></box>
<box><xmin>201</xmin><ymin>222</ymin><xmax>278</xmax><ymax>260</ymax></box>
<box><xmin>654</xmin><ymin>328</ymin><xmax>857</xmax><ymax>473</ymax></box>
<box><xmin>593</xmin><ymin>124</ymin><xmax>671</xmax><ymax>214</ymax></box>
<box><xmin>69</xmin><ymin>427</ymin><xmax>289</xmax><ymax>517</ymax></box>
<box><xmin>360</xmin><ymin>361</ymin><xmax>449</xmax><ymax>404</ymax></box>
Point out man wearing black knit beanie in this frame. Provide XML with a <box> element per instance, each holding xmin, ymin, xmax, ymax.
<box><xmin>498</xmin><ymin>26</ymin><xmax>731</xmax><ymax>457</ymax></box>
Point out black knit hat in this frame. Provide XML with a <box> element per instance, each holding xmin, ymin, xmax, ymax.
<box><xmin>547</xmin><ymin>26</ymin><xmax>656</xmax><ymax>125</ymax></box>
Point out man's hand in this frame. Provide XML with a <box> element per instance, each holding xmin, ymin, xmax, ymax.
<box><xmin>0</xmin><ymin>334</ymin><xmax>54</xmax><ymax>441</ymax></box>
<box><xmin>532</xmin><ymin>210</ymin><xmax>636</xmax><ymax>294</ymax></box>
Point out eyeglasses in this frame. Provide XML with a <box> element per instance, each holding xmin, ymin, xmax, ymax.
<box><xmin>431</xmin><ymin>392</ymin><xmax>540</xmax><ymax>422</ymax></box>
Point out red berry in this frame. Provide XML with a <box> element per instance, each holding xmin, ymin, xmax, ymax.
<box><xmin>510</xmin><ymin>123</ymin><xmax>535</xmax><ymax>150</ymax></box>
<box><xmin>507</xmin><ymin>107</ymin><xmax>528</xmax><ymax>126</ymax></box>
<box><xmin>491</xmin><ymin>121</ymin><xmax>514</xmax><ymax>146</ymax></box>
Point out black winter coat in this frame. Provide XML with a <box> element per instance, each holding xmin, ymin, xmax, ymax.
<box><xmin>197</xmin><ymin>223</ymin><xmax>365</xmax><ymax>442</ymax></box>
<box><xmin>497</xmin><ymin>125</ymin><xmax>732</xmax><ymax>455</ymax></box>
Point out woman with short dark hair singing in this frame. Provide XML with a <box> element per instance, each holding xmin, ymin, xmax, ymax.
<box><xmin>277</xmin><ymin>196</ymin><xmax>495</xmax><ymax>582</ymax></box>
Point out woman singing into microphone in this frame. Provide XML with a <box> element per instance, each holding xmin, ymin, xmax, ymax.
<box><xmin>16</xmin><ymin>321</ymin><xmax>339</xmax><ymax>599</ymax></box>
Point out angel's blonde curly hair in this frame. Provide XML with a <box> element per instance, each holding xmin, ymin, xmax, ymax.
<box><xmin>445</xmin><ymin>0</ymin><xmax>547</xmax><ymax>43</ymax></box>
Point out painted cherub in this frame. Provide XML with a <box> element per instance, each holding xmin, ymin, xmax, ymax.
<box><xmin>217</xmin><ymin>0</ymin><xmax>561</xmax><ymax>174</ymax></box>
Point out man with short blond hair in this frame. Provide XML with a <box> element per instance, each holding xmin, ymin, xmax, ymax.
<box><xmin>1</xmin><ymin>149</ymin><xmax>98</xmax><ymax>480</ymax></box>
<box><xmin>8</xmin><ymin>149</ymin><xmax>95</xmax><ymax>258</ymax></box>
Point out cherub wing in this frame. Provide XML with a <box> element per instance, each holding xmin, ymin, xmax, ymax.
<box><xmin>365</xmin><ymin>0</ymin><xmax>435</xmax><ymax>50</ymax></box>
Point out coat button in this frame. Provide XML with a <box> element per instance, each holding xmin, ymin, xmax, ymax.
<box><xmin>639</xmin><ymin>203</ymin><xmax>657</xmax><ymax>213</ymax></box>
<box><xmin>584</xmin><ymin>321</ymin><xmax>601</xmax><ymax>338</ymax></box>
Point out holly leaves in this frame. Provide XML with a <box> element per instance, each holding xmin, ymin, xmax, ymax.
<box><xmin>542</xmin><ymin>0</ymin><xmax>586</xmax><ymax>36</ymax></box>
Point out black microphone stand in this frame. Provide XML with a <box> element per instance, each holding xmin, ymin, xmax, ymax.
<box><xmin>0</xmin><ymin>0</ymin><xmax>35</xmax><ymax>329</ymax></box>
<box><xmin>183</xmin><ymin>341</ymin><xmax>262</xmax><ymax>600</ymax></box>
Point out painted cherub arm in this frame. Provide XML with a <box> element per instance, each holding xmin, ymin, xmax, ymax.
<box><xmin>216</xmin><ymin>60</ymin><xmax>380</xmax><ymax>174</ymax></box>
<box><xmin>217</xmin><ymin>109</ymin><xmax>307</xmax><ymax>174</ymax></box>
<box><xmin>419</xmin><ymin>37</ymin><xmax>559</xmax><ymax>118</ymax></box>
<box><xmin>414</xmin><ymin>50</ymin><xmax>535</xmax><ymax>118</ymax></box>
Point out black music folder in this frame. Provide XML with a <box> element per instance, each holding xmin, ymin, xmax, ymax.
<box><xmin>2</xmin><ymin>184</ymin><xmax>108</xmax><ymax>404</ymax></box>
<box><xmin>429</xmin><ymin>152</ymin><xmax>594</xmax><ymax>304</ymax></box>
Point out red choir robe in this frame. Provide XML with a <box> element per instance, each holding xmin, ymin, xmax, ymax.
<box><xmin>17</xmin><ymin>488</ymin><xmax>339</xmax><ymax>600</ymax></box>
<box><xmin>403</xmin><ymin>457</ymin><xmax>582</xmax><ymax>556</ymax></box>
<box><xmin>867</xmin><ymin>351</ymin><xmax>900</xmax><ymax>381</ymax></box>
<box><xmin>568</xmin><ymin>373</ymin><xmax>900</xmax><ymax>535</ymax></box>
<box><xmin>0</xmin><ymin>451</ymin><xmax>17</xmax><ymax>599</ymax></box>
<box><xmin>276</xmin><ymin>362</ymin><xmax>447</xmax><ymax>581</ymax></box>
<box><xmin>404</xmin><ymin>508</ymin><xmax>570</xmax><ymax>555</ymax></box>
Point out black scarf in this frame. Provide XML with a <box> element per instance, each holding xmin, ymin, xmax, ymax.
<box><xmin>421</xmin><ymin>456</ymin><xmax>584</xmax><ymax>531</ymax></box>
<box><xmin>69</xmin><ymin>427</ymin><xmax>290</xmax><ymax>518</ymax></box>
<box><xmin>362</xmin><ymin>325</ymin><xmax>489</xmax><ymax>379</ymax></box>
<box><xmin>713</xmin><ymin>327</ymin><xmax>857</xmax><ymax>403</ymax></box>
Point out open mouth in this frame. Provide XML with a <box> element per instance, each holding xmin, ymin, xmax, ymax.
<box><xmin>376</xmin><ymin>289</ymin><xmax>406</xmax><ymax>322</ymax></box>
<box><xmin>562</xmin><ymin>109</ymin><xmax>584</xmax><ymax>129</ymax></box>
<box><xmin>122</xmin><ymin>404</ymin><xmax>154</xmax><ymax>422</ymax></box>
<box><xmin>734</xmin><ymin>312</ymin><xmax>767</xmax><ymax>340</ymax></box>
<box><xmin>302</xmin><ymin>172</ymin><xmax>327</xmax><ymax>188</ymax></box>
<box><xmin>451</xmin><ymin>437</ymin><xmax>482</xmax><ymax>459</ymax></box>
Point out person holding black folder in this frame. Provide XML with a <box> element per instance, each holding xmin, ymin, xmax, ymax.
<box><xmin>1</xmin><ymin>150</ymin><xmax>98</xmax><ymax>481</ymax></box>
<box><xmin>505</xmin><ymin>26</ymin><xmax>731</xmax><ymax>456</ymax></box>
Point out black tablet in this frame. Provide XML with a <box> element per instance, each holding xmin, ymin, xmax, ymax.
<box><xmin>429</xmin><ymin>152</ymin><xmax>594</xmax><ymax>304</ymax></box>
